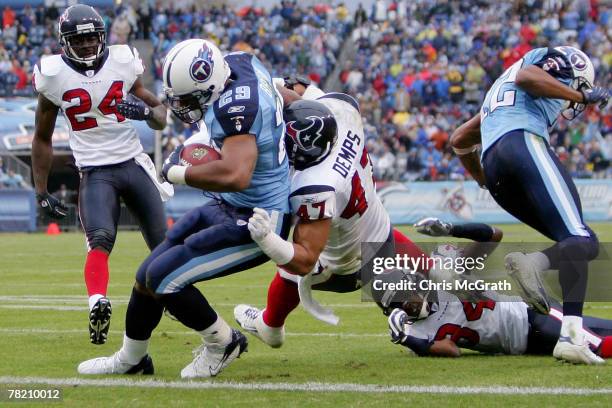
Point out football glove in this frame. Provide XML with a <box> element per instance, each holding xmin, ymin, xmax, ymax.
<box><xmin>284</xmin><ymin>74</ymin><xmax>311</xmax><ymax>90</ymax></box>
<box><xmin>117</xmin><ymin>100</ymin><xmax>153</xmax><ymax>121</ymax></box>
<box><xmin>388</xmin><ymin>308</ymin><xmax>409</xmax><ymax>345</ymax></box>
<box><xmin>414</xmin><ymin>217</ymin><xmax>453</xmax><ymax>237</ymax></box>
<box><xmin>161</xmin><ymin>144</ymin><xmax>184</xmax><ymax>183</ymax></box>
<box><xmin>248</xmin><ymin>208</ymin><xmax>272</xmax><ymax>241</ymax></box>
<box><xmin>580</xmin><ymin>86</ymin><xmax>609</xmax><ymax>109</ymax></box>
<box><xmin>36</xmin><ymin>192</ymin><xmax>68</xmax><ymax>219</ymax></box>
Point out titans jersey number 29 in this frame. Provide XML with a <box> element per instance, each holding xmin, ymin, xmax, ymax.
<box><xmin>204</xmin><ymin>52</ymin><xmax>289</xmax><ymax>212</ymax></box>
<box><xmin>480</xmin><ymin>47</ymin><xmax>575</xmax><ymax>154</ymax></box>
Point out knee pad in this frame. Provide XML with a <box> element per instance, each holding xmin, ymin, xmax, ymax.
<box><xmin>87</xmin><ymin>228</ymin><xmax>116</xmax><ymax>253</ymax></box>
<box><xmin>558</xmin><ymin>234</ymin><xmax>599</xmax><ymax>262</ymax></box>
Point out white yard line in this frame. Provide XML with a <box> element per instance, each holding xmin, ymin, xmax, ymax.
<box><xmin>0</xmin><ymin>327</ymin><xmax>386</xmax><ymax>338</ymax></box>
<box><xmin>0</xmin><ymin>376</ymin><xmax>610</xmax><ymax>395</ymax></box>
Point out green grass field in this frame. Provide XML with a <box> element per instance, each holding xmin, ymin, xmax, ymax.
<box><xmin>1</xmin><ymin>224</ymin><xmax>611</xmax><ymax>407</ymax></box>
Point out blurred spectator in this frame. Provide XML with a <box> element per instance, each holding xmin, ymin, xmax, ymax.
<box><xmin>53</xmin><ymin>184</ymin><xmax>76</xmax><ymax>206</ymax></box>
<box><xmin>2</xmin><ymin>169</ymin><xmax>28</xmax><ymax>189</ymax></box>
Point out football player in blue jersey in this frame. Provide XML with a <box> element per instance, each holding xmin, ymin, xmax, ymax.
<box><xmin>78</xmin><ymin>39</ymin><xmax>291</xmax><ymax>378</ymax></box>
<box><xmin>451</xmin><ymin>46</ymin><xmax>609</xmax><ymax>364</ymax></box>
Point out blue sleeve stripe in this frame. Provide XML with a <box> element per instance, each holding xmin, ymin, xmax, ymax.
<box><xmin>289</xmin><ymin>185</ymin><xmax>335</xmax><ymax>198</ymax></box>
<box><xmin>318</xmin><ymin>92</ymin><xmax>360</xmax><ymax>112</ymax></box>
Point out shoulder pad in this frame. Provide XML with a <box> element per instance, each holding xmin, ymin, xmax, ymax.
<box><xmin>37</xmin><ymin>55</ymin><xmax>64</xmax><ymax>77</ymax></box>
<box><xmin>109</xmin><ymin>44</ymin><xmax>136</xmax><ymax>64</ymax></box>
<box><xmin>318</xmin><ymin>92</ymin><xmax>360</xmax><ymax>112</ymax></box>
<box><xmin>289</xmin><ymin>184</ymin><xmax>336</xmax><ymax>221</ymax></box>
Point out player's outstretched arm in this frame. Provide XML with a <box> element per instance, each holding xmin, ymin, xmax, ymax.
<box><xmin>32</xmin><ymin>93</ymin><xmax>68</xmax><ymax>219</ymax></box>
<box><xmin>450</xmin><ymin>114</ymin><xmax>486</xmax><ymax>187</ymax></box>
<box><xmin>121</xmin><ymin>78</ymin><xmax>167</xmax><ymax>130</ymax></box>
<box><xmin>515</xmin><ymin>65</ymin><xmax>584</xmax><ymax>103</ymax></box>
<box><xmin>428</xmin><ymin>339</ymin><xmax>461</xmax><ymax>357</ymax></box>
<box><xmin>248</xmin><ymin>209</ymin><xmax>332</xmax><ymax>276</ymax></box>
<box><xmin>166</xmin><ymin>134</ymin><xmax>257</xmax><ymax>191</ymax></box>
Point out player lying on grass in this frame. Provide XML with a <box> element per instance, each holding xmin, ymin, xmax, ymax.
<box><xmin>382</xmin><ymin>269</ymin><xmax>612</xmax><ymax>360</ymax></box>
<box><xmin>451</xmin><ymin>45</ymin><xmax>609</xmax><ymax>364</ymax></box>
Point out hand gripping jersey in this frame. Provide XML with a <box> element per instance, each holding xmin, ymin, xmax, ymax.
<box><xmin>33</xmin><ymin>45</ymin><xmax>145</xmax><ymax>168</ymax></box>
<box><xmin>402</xmin><ymin>291</ymin><xmax>529</xmax><ymax>355</ymax></box>
<box><xmin>289</xmin><ymin>93</ymin><xmax>391</xmax><ymax>275</ymax></box>
<box><xmin>480</xmin><ymin>47</ymin><xmax>575</xmax><ymax>155</ymax></box>
<box><xmin>205</xmin><ymin>52</ymin><xmax>289</xmax><ymax>212</ymax></box>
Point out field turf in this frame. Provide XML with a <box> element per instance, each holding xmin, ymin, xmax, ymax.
<box><xmin>0</xmin><ymin>224</ymin><xmax>611</xmax><ymax>407</ymax></box>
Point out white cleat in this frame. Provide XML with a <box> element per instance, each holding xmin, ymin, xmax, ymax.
<box><xmin>78</xmin><ymin>352</ymin><xmax>154</xmax><ymax>375</ymax></box>
<box><xmin>414</xmin><ymin>217</ymin><xmax>453</xmax><ymax>237</ymax></box>
<box><xmin>180</xmin><ymin>329</ymin><xmax>248</xmax><ymax>379</ymax></box>
<box><xmin>505</xmin><ymin>252</ymin><xmax>550</xmax><ymax>314</ymax></box>
<box><xmin>553</xmin><ymin>337</ymin><xmax>605</xmax><ymax>365</ymax></box>
<box><xmin>234</xmin><ymin>304</ymin><xmax>285</xmax><ymax>348</ymax></box>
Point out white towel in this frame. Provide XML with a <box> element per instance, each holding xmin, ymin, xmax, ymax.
<box><xmin>297</xmin><ymin>272</ymin><xmax>340</xmax><ymax>326</ymax></box>
<box><xmin>134</xmin><ymin>153</ymin><xmax>174</xmax><ymax>202</ymax></box>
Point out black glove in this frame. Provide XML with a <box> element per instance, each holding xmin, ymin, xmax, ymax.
<box><xmin>284</xmin><ymin>74</ymin><xmax>311</xmax><ymax>90</ymax></box>
<box><xmin>36</xmin><ymin>192</ymin><xmax>68</xmax><ymax>219</ymax></box>
<box><xmin>117</xmin><ymin>100</ymin><xmax>153</xmax><ymax>121</ymax></box>
<box><xmin>580</xmin><ymin>86</ymin><xmax>609</xmax><ymax>109</ymax></box>
<box><xmin>161</xmin><ymin>144</ymin><xmax>184</xmax><ymax>183</ymax></box>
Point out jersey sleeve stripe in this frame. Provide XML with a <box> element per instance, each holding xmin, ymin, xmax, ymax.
<box><xmin>289</xmin><ymin>185</ymin><xmax>335</xmax><ymax>198</ymax></box>
<box><xmin>318</xmin><ymin>92</ymin><xmax>360</xmax><ymax>112</ymax></box>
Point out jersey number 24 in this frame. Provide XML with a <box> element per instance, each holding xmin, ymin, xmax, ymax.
<box><xmin>62</xmin><ymin>81</ymin><xmax>125</xmax><ymax>131</ymax></box>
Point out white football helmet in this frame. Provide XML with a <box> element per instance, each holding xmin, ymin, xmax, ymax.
<box><xmin>554</xmin><ymin>46</ymin><xmax>595</xmax><ymax>120</ymax></box>
<box><xmin>163</xmin><ymin>39</ymin><xmax>231</xmax><ymax>123</ymax></box>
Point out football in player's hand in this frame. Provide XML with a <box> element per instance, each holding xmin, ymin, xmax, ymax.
<box><xmin>179</xmin><ymin>143</ymin><xmax>221</xmax><ymax>166</ymax></box>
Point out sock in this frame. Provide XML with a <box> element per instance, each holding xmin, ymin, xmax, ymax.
<box><xmin>560</xmin><ymin>315</ymin><xmax>584</xmax><ymax>344</ymax></box>
<box><xmin>262</xmin><ymin>272</ymin><xmax>300</xmax><ymax>328</ymax></box>
<box><xmin>117</xmin><ymin>334</ymin><xmax>149</xmax><ymax>365</ymax></box>
<box><xmin>84</xmin><ymin>249</ymin><xmax>109</xmax><ymax>302</ymax></box>
<box><xmin>450</xmin><ymin>223</ymin><xmax>494</xmax><ymax>242</ymax></box>
<box><xmin>526</xmin><ymin>252</ymin><xmax>551</xmax><ymax>272</ymax></box>
<box><xmin>198</xmin><ymin>316</ymin><xmax>232</xmax><ymax>346</ymax></box>
<box><xmin>125</xmin><ymin>287</ymin><xmax>164</xmax><ymax>341</ymax></box>
<box><xmin>597</xmin><ymin>337</ymin><xmax>612</xmax><ymax>358</ymax></box>
<box><xmin>159</xmin><ymin>285</ymin><xmax>218</xmax><ymax>332</ymax></box>
<box><xmin>392</xmin><ymin>228</ymin><xmax>431</xmax><ymax>275</ymax></box>
<box><xmin>88</xmin><ymin>294</ymin><xmax>104</xmax><ymax>311</ymax></box>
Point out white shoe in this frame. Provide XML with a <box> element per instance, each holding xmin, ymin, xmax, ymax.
<box><xmin>553</xmin><ymin>337</ymin><xmax>605</xmax><ymax>365</ymax></box>
<box><xmin>414</xmin><ymin>217</ymin><xmax>452</xmax><ymax>237</ymax></box>
<box><xmin>180</xmin><ymin>329</ymin><xmax>248</xmax><ymax>379</ymax></box>
<box><xmin>505</xmin><ymin>252</ymin><xmax>550</xmax><ymax>314</ymax></box>
<box><xmin>234</xmin><ymin>304</ymin><xmax>285</xmax><ymax>348</ymax></box>
<box><xmin>78</xmin><ymin>352</ymin><xmax>154</xmax><ymax>375</ymax></box>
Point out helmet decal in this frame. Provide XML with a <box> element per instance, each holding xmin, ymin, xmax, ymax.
<box><xmin>570</xmin><ymin>53</ymin><xmax>587</xmax><ymax>71</ymax></box>
<box><xmin>189</xmin><ymin>44</ymin><xmax>214</xmax><ymax>82</ymax></box>
<box><xmin>286</xmin><ymin>116</ymin><xmax>325</xmax><ymax>151</ymax></box>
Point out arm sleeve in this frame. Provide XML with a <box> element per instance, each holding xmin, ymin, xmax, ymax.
<box><xmin>214</xmin><ymin>96</ymin><xmax>260</xmax><ymax>138</ymax></box>
<box><xmin>289</xmin><ymin>186</ymin><xmax>336</xmax><ymax>221</ymax></box>
<box><xmin>400</xmin><ymin>335</ymin><xmax>435</xmax><ymax>356</ymax></box>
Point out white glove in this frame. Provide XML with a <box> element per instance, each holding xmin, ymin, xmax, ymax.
<box><xmin>388</xmin><ymin>308</ymin><xmax>409</xmax><ymax>344</ymax></box>
<box><xmin>248</xmin><ymin>207</ymin><xmax>272</xmax><ymax>242</ymax></box>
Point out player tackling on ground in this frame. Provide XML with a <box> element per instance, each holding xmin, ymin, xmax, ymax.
<box><xmin>450</xmin><ymin>46</ymin><xmax>609</xmax><ymax>364</ymax></box>
<box><xmin>32</xmin><ymin>5</ymin><xmax>168</xmax><ymax>345</ymax></box>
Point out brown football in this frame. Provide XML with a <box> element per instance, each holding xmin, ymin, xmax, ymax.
<box><xmin>180</xmin><ymin>143</ymin><xmax>221</xmax><ymax>166</ymax></box>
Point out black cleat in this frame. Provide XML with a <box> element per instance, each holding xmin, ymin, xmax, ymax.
<box><xmin>89</xmin><ymin>297</ymin><xmax>112</xmax><ymax>345</ymax></box>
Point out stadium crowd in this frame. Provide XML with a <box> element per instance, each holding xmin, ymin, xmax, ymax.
<box><xmin>0</xmin><ymin>0</ymin><xmax>609</xmax><ymax>181</ymax></box>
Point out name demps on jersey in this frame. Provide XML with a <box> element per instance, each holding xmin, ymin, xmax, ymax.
<box><xmin>289</xmin><ymin>94</ymin><xmax>391</xmax><ymax>275</ymax></box>
<box><xmin>33</xmin><ymin>45</ymin><xmax>146</xmax><ymax>168</ymax></box>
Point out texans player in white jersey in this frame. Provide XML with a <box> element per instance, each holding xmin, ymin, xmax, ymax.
<box><xmin>381</xmin><ymin>269</ymin><xmax>612</xmax><ymax>360</ymax></box>
<box><xmin>31</xmin><ymin>5</ymin><xmax>168</xmax><ymax>345</ymax></box>
<box><xmin>234</xmin><ymin>84</ymin><xmax>397</xmax><ymax>347</ymax></box>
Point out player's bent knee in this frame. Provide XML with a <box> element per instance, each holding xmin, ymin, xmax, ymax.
<box><xmin>558</xmin><ymin>234</ymin><xmax>599</xmax><ymax>262</ymax></box>
<box><xmin>87</xmin><ymin>229</ymin><xmax>116</xmax><ymax>253</ymax></box>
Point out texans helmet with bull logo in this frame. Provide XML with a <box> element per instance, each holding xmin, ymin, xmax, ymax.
<box><xmin>283</xmin><ymin>100</ymin><xmax>338</xmax><ymax>170</ymax></box>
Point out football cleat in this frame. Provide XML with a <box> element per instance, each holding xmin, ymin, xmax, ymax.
<box><xmin>78</xmin><ymin>353</ymin><xmax>154</xmax><ymax>375</ymax></box>
<box><xmin>89</xmin><ymin>297</ymin><xmax>112</xmax><ymax>345</ymax></box>
<box><xmin>234</xmin><ymin>304</ymin><xmax>285</xmax><ymax>348</ymax></box>
<box><xmin>180</xmin><ymin>329</ymin><xmax>248</xmax><ymax>379</ymax></box>
<box><xmin>414</xmin><ymin>217</ymin><xmax>453</xmax><ymax>237</ymax></box>
<box><xmin>553</xmin><ymin>337</ymin><xmax>605</xmax><ymax>365</ymax></box>
<box><xmin>505</xmin><ymin>252</ymin><xmax>550</xmax><ymax>314</ymax></box>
